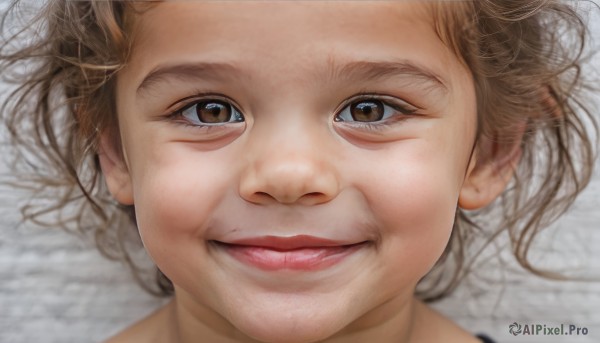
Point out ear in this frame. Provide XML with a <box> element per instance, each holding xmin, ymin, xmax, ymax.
<box><xmin>98</xmin><ymin>130</ymin><xmax>134</xmax><ymax>205</ymax></box>
<box><xmin>458</xmin><ymin>124</ymin><xmax>525</xmax><ymax>210</ymax></box>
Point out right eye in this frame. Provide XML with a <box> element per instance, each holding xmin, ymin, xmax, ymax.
<box><xmin>179</xmin><ymin>100</ymin><xmax>245</xmax><ymax>126</ymax></box>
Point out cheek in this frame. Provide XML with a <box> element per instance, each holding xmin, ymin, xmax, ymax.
<box><xmin>129</xmin><ymin>144</ymin><xmax>235</xmax><ymax>253</ymax></box>
<box><xmin>352</xmin><ymin>140</ymin><xmax>463</xmax><ymax>276</ymax></box>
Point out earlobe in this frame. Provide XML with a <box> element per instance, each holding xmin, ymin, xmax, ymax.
<box><xmin>460</xmin><ymin>86</ymin><xmax>556</xmax><ymax>211</ymax></box>
<box><xmin>458</xmin><ymin>133</ymin><xmax>523</xmax><ymax>211</ymax></box>
<box><xmin>458</xmin><ymin>157</ymin><xmax>518</xmax><ymax>210</ymax></box>
<box><xmin>98</xmin><ymin>131</ymin><xmax>134</xmax><ymax>205</ymax></box>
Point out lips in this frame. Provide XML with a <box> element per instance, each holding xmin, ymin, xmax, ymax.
<box><xmin>212</xmin><ymin>235</ymin><xmax>367</xmax><ymax>271</ymax></box>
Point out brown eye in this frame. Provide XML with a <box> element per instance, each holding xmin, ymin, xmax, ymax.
<box><xmin>196</xmin><ymin>101</ymin><xmax>232</xmax><ymax>123</ymax></box>
<box><xmin>180</xmin><ymin>99</ymin><xmax>244</xmax><ymax>126</ymax></box>
<box><xmin>350</xmin><ymin>100</ymin><xmax>384</xmax><ymax>122</ymax></box>
<box><xmin>334</xmin><ymin>96</ymin><xmax>416</xmax><ymax>126</ymax></box>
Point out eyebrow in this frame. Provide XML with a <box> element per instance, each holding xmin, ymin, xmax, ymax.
<box><xmin>332</xmin><ymin>60</ymin><xmax>449</xmax><ymax>93</ymax></box>
<box><xmin>136</xmin><ymin>62</ymin><xmax>240</xmax><ymax>96</ymax></box>
<box><xmin>136</xmin><ymin>59</ymin><xmax>449</xmax><ymax>96</ymax></box>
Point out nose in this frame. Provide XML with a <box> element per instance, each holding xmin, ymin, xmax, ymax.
<box><xmin>239</xmin><ymin>131</ymin><xmax>340</xmax><ymax>206</ymax></box>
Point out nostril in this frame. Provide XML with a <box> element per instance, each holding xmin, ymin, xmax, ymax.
<box><xmin>243</xmin><ymin>191</ymin><xmax>278</xmax><ymax>205</ymax></box>
<box><xmin>248</xmin><ymin>191</ymin><xmax>326</xmax><ymax>205</ymax></box>
<box><xmin>254</xmin><ymin>192</ymin><xmax>275</xmax><ymax>201</ymax></box>
<box><xmin>256</xmin><ymin>192</ymin><xmax>271</xmax><ymax>198</ymax></box>
<box><xmin>302</xmin><ymin>192</ymin><xmax>332</xmax><ymax>205</ymax></box>
<box><xmin>239</xmin><ymin>162</ymin><xmax>339</xmax><ymax>205</ymax></box>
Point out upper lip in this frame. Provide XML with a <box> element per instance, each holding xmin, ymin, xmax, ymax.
<box><xmin>216</xmin><ymin>235</ymin><xmax>362</xmax><ymax>251</ymax></box>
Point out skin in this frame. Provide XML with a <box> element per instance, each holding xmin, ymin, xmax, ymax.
<box><xmin>100</xmin><ymin>2</ymin><xmax>519</xmax><ymax>342</ymax></box>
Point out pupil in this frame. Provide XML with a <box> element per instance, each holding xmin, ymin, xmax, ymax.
<box><xmin>197</xmin><ymin>101</ymin><xmax>231</xmax><ymax>123</ymax></box>
<box><xmin>351</xmin><ymin>100</ymin><xmax>384</xmax><ymax>122</ymax></box>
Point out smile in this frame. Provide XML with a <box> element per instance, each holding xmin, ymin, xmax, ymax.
<box><xmin>212</xmin><ymin>235</ymin><xmax>369</xmax><ymax>271</ymax></box>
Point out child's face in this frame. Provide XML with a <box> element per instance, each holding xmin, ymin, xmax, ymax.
<box><xmin>106</xmin><ymin>1</ymin><xmax>480</xmax><ymax>341</ymax></box>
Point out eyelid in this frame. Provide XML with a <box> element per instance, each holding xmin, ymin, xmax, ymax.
<box><xmin>336</xmin><ymin>93</ymin><xmax>418</xmax><ymax>114</ymax></box>
<box><xmin>166</xmin><ymin>93</ymin><xmax>245</xmax><ymax>126</ymax></box>
<box><xmin>333</xmin><ymin>93</ymin><xmax>419</xmax><ymax>122</ymax></box>
<box><xmin>167</xmin><ymin>93</ymin><xmax>242</xmax><ymax>114</ymax></box>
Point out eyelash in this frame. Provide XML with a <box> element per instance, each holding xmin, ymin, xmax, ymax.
<box><xmin>334</xmin><ymin>94</ymin><xmax>419</xmax><ymax>132</ymax></box>
<box><xmin>166</xmin><ymin>94</ymin><xmax>244</xmax><ymax>131</ymax></box>
<box><xmin>165</xmin><ymin>93</ymin><xmax>418</xmax><ymax>132</ymax></box>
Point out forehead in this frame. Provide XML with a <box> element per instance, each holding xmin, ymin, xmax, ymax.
<box><xmin>120</xmin><ymin>1</ymin><xmax>469</xmax><ymax>98</ymax></box>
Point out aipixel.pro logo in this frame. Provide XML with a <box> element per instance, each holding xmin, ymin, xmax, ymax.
<box><xmin>509</xmin><ymin>322</ymin><xmax>589</xmax><ymax>337</ymax></box>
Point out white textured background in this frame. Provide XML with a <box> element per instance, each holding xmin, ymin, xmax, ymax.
<box><xmin>1</xmin><ymin>2</ymin><xmax>599</xmax><ymax>343</ymax></box>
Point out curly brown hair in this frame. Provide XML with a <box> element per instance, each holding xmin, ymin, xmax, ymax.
<box><xmin>1</xmin><ymin>0</ymin><xmax>597</xmax><ymax>300</ymax></box>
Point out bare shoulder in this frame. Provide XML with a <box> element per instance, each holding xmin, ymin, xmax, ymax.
<box><xmin>411</xmin><ymin>300</ymin><xmax>485</xmax><ymax>343</ymax></box>
<box><xmin>104</xmin><ymin>302</ymin><xmax>173</xmax><ymax>343</ymax></box>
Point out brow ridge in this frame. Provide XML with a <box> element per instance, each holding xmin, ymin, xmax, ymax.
<box><xmin>135</xmin><ymin>59</ymin><xmax>449</xmax><ymax>96</ymax></box>
<box><xmin>330</xmin><ymin>59</ymin><xmax>449</xmax><ymax>93</ymax></box>
<box><xmin>136</xmin><ymin>62</ymin><xmax>239</xmax><ymax>95</ymax></box>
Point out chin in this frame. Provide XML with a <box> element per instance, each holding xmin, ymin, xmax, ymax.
<box><xmin>226</xmin><ymin>300</ymin><xmax>351</xmax><ymax>343</ymax></box>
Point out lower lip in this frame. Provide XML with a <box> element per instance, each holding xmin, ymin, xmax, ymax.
<box><xmin>215</xmin><ymin>242</ymin><xmax>366</xmax><ymax>271</ymax></box>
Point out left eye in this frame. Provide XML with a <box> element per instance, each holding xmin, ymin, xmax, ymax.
<box><xmin>334</xmin><ymin>98</ymin><xmax>415</xmax><ymax>123</ymax></box>
<box><xmin>180</xmin><ymin>100</ymin><xmax>244</xmax><ymax>125</ymax></box>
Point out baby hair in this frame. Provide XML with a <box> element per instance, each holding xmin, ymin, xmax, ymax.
<box><xmin>1</xmin><ymin>0</ymin><xmax>597</xmax><ymax>301</ymax></box>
